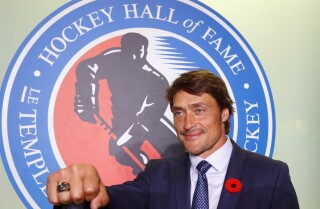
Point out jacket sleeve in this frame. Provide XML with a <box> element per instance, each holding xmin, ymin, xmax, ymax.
<box><xmin>103</xmin><ymin>161</ymin><xmax>153</xmax><ymax>209</ymax></box>
<box><xmin>271</xmin><ymin>163</ymin><xmax>299</xmax><ymax>209</ymax></box>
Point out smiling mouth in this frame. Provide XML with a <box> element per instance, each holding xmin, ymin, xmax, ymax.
<box><xmin>182</xmin><ymin>130</ymin><xmax>203</xmax><ymax>140</ymax></box>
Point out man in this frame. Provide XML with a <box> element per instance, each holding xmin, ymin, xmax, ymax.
<box><xmin>47</xmin><ymin>70</ymin><xmax>299</xmax><ymax>209</ymax></box>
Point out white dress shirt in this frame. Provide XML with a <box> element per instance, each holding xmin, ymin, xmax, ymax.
<box><xmin>189</xmin><ymin>137</ymin><xmax>233</xmax><ymax>209</ymax></box>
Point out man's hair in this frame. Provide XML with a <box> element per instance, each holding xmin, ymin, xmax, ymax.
<box><xmin>166</xmin><ymin>70</ymin><xmax>235</xmax><ymax>134</ymax></box>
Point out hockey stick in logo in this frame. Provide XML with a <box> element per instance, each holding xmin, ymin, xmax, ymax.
<box><xmin>95</xmin><ymin>113</ymin><xmax>162</xmax><ymax>171</ymax></box>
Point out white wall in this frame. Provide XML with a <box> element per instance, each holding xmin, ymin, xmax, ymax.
<box><xmin>0</xmin><ymin>0</ymin><xmax>319</xmax><ymax>208</ymax></box>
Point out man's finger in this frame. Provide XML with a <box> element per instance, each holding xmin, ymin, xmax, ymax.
<box><xmin>68</xmin><ymin>168</ymin><xmax>85</xmax><ymax>204</ymax></box>
<box><xmin>80</xmin><ymin>165</ymin><xmax>101</xmax><ymax>202</ymax></box>
<box><xmin>47</xmin><ymin>172</ymin><xmax>60</xmax><ymax>205</ymax></box>
<box><xmin>90</xmin><ymin>183</ymin><xmax>110</xmax><ymax>209</ymax></box>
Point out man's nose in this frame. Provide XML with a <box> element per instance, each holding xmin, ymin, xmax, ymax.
<box><xmin>183</xmin><ymin>112</ymin><xmax>196</xmax><ymax>130</ymax></box>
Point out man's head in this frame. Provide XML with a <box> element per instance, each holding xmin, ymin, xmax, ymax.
<box><xmin>121</xmin><ymin>33</ymin><xmax>148</xmax><ymax>66</ymax></box>
<box><xmin>166</xmin><ymin>70</ymin><xmax>234</xmax><ymax>134</ymax></box>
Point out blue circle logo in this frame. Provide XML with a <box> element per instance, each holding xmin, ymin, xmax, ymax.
<box><xmin>0</xmin><ymin>0</ymin><xmax>275</xmax><ymax>208</ymax></box>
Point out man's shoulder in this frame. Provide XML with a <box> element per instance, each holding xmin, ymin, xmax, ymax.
<box><xmin>78</xmin><ymin>47</ymin><xmax>121</xmax><ymax>65</ymax></box>
<box><xmin>236</xmin><ymin>145</ymin><xmax>288</xmax><ymax>170</ymax></box>
<box><xmin>231</xmin><ymin>142</ymin><xmax>286</xmax><ymax>167</ymax></box>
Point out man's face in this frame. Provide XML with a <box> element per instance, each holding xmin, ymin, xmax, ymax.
<box><xmin>172</xmin><ymin>90</ymin><xmax>229</xmax><ymax>158</ymax></box>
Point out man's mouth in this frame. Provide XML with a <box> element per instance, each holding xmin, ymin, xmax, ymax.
<box><xmin>181</xmin><ymin>129</ymin><xmax>203</xmax><ymax>140</ymax></box>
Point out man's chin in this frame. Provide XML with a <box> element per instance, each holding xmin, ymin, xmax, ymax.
<box><xmin>183</xmin><ymin>144</ymin><xmax>201</xmax><ymax>156</ymax></box>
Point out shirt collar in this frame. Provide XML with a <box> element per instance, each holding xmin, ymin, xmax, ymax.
<box><xmin>189</xmin><ymin>136</ymin><xmax>233</xmax><ymax>173</ymax></box>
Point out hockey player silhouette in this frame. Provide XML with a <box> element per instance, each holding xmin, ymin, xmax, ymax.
<box><xmin>74</xmin><ymin>33</ymin><xmax>184</xmax><ymax>174</ymax></box>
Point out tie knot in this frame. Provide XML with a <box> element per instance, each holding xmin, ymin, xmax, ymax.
<box><xmin>196</xmin><ymin>160</ymin><xmax>211</xmax><ymax>175</ymax></box>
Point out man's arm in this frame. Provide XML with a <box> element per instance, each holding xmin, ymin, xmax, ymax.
<box><xmin>74</xmin><ymin>59</ymin><xmax>100</xmax><ymax>124</ymax></box>
<box><xmin>103</xmin><ymin>165</ymin><xmax>151</xmax><ymax>209</ymax></box>
<box><xmin>271</xmin><ymin>163</ymin><xmax>299</xmax><ymax>209</ymax></box>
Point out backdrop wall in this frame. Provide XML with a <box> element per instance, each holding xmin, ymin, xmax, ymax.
<box><xmin>0</xmin><ymin>0</ymin><xmax>319</xmax><ymax>208</ymax></box>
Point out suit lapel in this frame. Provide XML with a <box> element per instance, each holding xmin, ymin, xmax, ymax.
<box><xmin>174</xmin><ymin>153</ymin><xmax>191</xmax><ymax>209</ymax></box>
<box><xmin>217</xmin><ymin>141</ymin><xmax>247</xmax><ymax>209</ymax></box>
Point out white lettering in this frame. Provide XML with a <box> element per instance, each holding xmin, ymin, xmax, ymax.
<box><xmin>38</xmin><ymin>8</ymin><xmax>114</xmax><ymax>67</ymax></box>
<box><xmin>202</xmin><ymin>27</ymin><xmax>245</xmax><ymax>75</ymax></box>
<box><xmin>244</xmin><ymin>100</ymin><xmax>260</xmax><ymax>152</ymax></box>
<box><xmin>123</xmin><ymin>4</ymin><xmax>178</xmax><ymax>24</ymax></box>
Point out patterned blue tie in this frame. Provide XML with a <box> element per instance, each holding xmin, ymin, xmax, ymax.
<box><xmin>191</xmin><ymin>160</ymin><xmax>211</xmax><ymax>209</ymax></box>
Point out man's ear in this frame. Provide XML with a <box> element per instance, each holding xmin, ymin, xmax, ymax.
<box><xmin>221</xmin><ymin>108</ymin><xmax>229</xmax><ymax>122</ymax></box>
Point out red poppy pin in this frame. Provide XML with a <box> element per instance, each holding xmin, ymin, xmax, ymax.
<box><xmin>225</xmin><ymin>178</ymin><xmax>242</xmax><ymax>193</ymax></box>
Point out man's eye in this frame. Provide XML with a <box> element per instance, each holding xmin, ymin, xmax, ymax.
<box><xmin>195</xmin><ymin>108</ymin><xmax>205</xmax><ymax>114</ymax></box>
<box><xmin>174</xmin><ymin>111</ymin><xmax>183</xmax><ymax>117</ymax></box>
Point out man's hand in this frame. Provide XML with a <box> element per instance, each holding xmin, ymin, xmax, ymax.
<box><xmin>47</xmin><ymin>164</ymin><xmax>109</xmax><ymax>209</ymax></box>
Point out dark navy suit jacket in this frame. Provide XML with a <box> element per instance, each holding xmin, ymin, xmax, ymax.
<box><xmin>57</xmin><ymin>141</ymin><xmax>299</xmax><ymax>209</ymax></box>
<box><xmin>104</xmin><ymin>141</ymin><xmax>299</xmax><ymax>209</ymax></box>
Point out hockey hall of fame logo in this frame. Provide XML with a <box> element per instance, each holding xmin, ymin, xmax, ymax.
<box><xmin>0</xmin><ymin>0</ymin><xmax>275</xmax><ymax>208</ymax></box>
